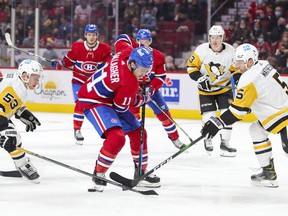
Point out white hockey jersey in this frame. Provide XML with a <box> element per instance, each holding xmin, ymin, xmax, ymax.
<box><xmin>187</xmin><ymin>42</ymin><xmax>238</xmax><ymax>95</ymax></box>
<box><xmin>230</xmin><ymin>60</ymin><xmax>288</xmax><ymax>134</ymax></box>
<box><xmin>0</xmin><ymin>73</ymin><xmax>28</xmax><ymax>120</ymax></box>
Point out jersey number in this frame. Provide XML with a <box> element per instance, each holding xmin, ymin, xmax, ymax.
<box><xmin>122</xmin><ymin>97</ymin><xmax>132</xmax><ymax>106</ymax></box>
<box><xmin>235</xmin><ymin>89</ymin><xmax>244</xmax><ymax>100</ymax></box>
<box><xmin>273</xmin><ymin>73</ymin><xmax>288</xmax><ymax>95</ymax></box>
<box><xmin>3</xmin><ymin>93</ymin><xmax>18</xmax><ymax>109</ymax></box>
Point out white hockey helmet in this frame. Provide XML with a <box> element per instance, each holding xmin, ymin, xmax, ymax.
<box><xmin>209</xmin><ymin>25</ymin><xmax>225</xmax><ymax>37</ymax></box>
<box><xmin>234</xmin><ymin>43</ymin><xmax>258</xmax><ymax>65</ymax></box>
<box><xmin>18</xmin><ymin>59</ymin><xmax>43</xmax><ymax>83</ymax></box>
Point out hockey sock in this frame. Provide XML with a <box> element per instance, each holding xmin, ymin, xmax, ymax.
<box><xmin>96</xmin><ymin>127</ymin><xmax>125</xmax><ymax>173</ymax></box>
<box><xmin>127</xmin><ymin>127</ymin><xmax>148</xmax><ymax>171</ymax></box>
<box><xmin>156</xmin><ymin>111</ymin><xmax>179</xmax><ymax>141</ymax></box>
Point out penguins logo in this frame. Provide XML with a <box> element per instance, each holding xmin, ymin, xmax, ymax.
<box><xmin>205</xmin><ymin>62</ymin><xmax>225</xmax><ymax>82</ymax></box>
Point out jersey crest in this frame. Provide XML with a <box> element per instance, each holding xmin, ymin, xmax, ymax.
<box><xmin>204</xmin><ymin>62</ymin><xmax>226</xmax><ymax>82</ymax></box>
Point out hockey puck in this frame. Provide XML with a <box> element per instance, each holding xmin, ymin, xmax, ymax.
<box><xmin>88</xmin><ymin>188</ymin><xmax>96</xmax><ymax>192</ymax></box>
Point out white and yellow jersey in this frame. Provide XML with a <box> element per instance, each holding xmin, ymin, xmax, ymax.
<box><xmin>230</xmin><ymin>60</ymin><xmax>288</xmax><ymax>134</ymax></box>
<box><xmin>187</xmin><ymin>42</ymin><xmax>237</xmax><ymax>95</ymax></box>
<box><xmin>0</xmin><ymin>73</ymin><xmax>28</xmax><ymax>120</ymax></box>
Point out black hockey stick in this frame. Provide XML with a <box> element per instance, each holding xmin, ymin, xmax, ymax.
<box><xmin>210</xmin><ymin>84</ymin><xmax>237</xmax><ymax>90</ymax></box>
<box><xmin>140</xmin><ymin>86</ymin><xmax>193</xmax><ymax>143</ymax></box>
<box><xmin>150</xmin><ymin>97</ymin><xmax>193</xmax><ymax>142</ymax></box>
<box><xmin>5</xmin><ymin>33</ymin><xmax>89</xmax><ymax>77</ymax></box>
<box><xmin>16</xmin><ymin>147</ymin><xmax>158</xmax><ymax>195</ymax></box>
<box><xmin>0</xmin><ymin>170</ymin><xmax>22</xmax><ymax>178</ymax></box>
<box><xmin>110</xmin><ymin>135</ymin><xmax>204</xmax><ymax>187</ymax></box>
<box><xmin>138</xmin><ymin>81</ymin><xmax>146</xmax><ymax>176</ymax></box>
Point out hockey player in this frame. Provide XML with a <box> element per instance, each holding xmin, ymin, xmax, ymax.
<box><xmin>114</xmin><ymin>29</ymin><xmax>185</xmax><ymax>150</ymax></box>
<box><xmin>51</xmin><ymin>24</ymin><xmax>112</xmax><ymax>145</ymax></box>
<box><xmin>201</xmin><ymin>43</ymin><xmax>288</xmax><ymax>188</ymax></box>
<box><xmin>77</xmin><ymin>46</ymin><xmax>160</xmax><ymax>192</ymax></box>
<box><xmin>187</xmin><ymin>25</ymin><xmax>240</xmax><ymax>157</ymax></box>
<box><xmin>0</xmin><ymin>59</ymin><xmax>42</xmax><ymax>183</ymax></box>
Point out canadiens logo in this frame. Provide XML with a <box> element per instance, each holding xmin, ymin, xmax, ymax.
<box><xmin>81</xmin><ymin>61</ymin><xmax>98</xmax><ymax>73</ymax></box>
<box><xmin>111</xmin><ymin>118</ymin><xmax>118</xmax><ymax>123</ymax></box>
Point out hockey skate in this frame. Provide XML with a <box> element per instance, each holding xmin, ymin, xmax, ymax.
<box><xmin>74</xmin><ymin>129</ymin><xmax>84</xmax><ymax>145</ymax></box>
<box><xmin>251</xmin><ymin>159</ymin><xmax>278</xmax><ymax>188</ymax></box>
<box><xmin>17</xmin><ymin>158</ymin><xmax>40</xmax><ymax>183</ymax></box>
<box><xmin>220</xmin><ymin>139</ymin><xmax>236</xmax><ymax>157</ymax></box>
<box><xmin>204</xmin><ymin>138</ymin><xmax>213</xmax><ymax>155</ymax></box>
<box><xmin>88</xmin><ymin>171</ymin><xmax>107</xmax><ymax>192</ymax></box>
<box><xmin>171</xmin><ymin>138</ymin><xmax>186</xmax><ymax>149</ymax></box>
<box><xmin>134</xmin><ymin>168</ymin><xmax>161</xmax><ymax>188</ymax></box>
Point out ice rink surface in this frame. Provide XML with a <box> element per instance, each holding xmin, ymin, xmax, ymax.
<box><xmin>1</xmin><ymin>112</ymin><xmax>288</xmax><ymax>216</ymax></box>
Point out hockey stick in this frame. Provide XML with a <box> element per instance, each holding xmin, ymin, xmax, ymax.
<box><xmin>210</xmin><ymin>84</ymin><xmax>237</xmax><ymax>90</ymax></box>
<box><xmin>110</xmin><ymin>135</ymin><xmax>204</xmax><ymax>187</ymax></box>
<box><xmin>139</xmin><ymin>86</ymin><xmax>193</xmax><ymax>143</ymax></box>
<box><xmin>138</xmin><ymin>81</ymin><xmax>146</xmax><ymax>176</ymax></box>
<box><xmin>5</xmin><ymin>33</ymin><xmax>53</xmax><ymax>63</ymax></box>
<box><xmin>5</xmin><ymin>33</ymin><xmax>88</xmax><ymax>77</ymax></box>
<box><xmin>0</xmin><ymin>170</ymin><xmax>22</xmax><ymax>178</ymax></box>
<box><xmin>149</xmin><ymin>97</ymin><xmax>193</xmax><ymax>143</ymax></box>
<box><xmin>16</xmin><ymin>147</ymin><xmax>158</xmax><ymax>195</ymax></box>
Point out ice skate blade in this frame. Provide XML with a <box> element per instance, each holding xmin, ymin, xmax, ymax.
<box><xmin>251</xmin><ymin>180</ymin><xmax>279</xmax><ymax>188</ymax></box>
<box><xmin>135</xmin><ymin>181</ymin><xmax>161</xmax><ymax>188</ymax></box>
<box><xmin>75</xmin><ymin>140</ymin><xmax>84</xmax><ymax>145</ymax></box>
<box><xmin>220</xmin><ymin>150</ymin><xmax>236</xmax><ymax>157</ymax></box>
<box><xmin>88</xmin><ymin>187</ymin><xmax>103</xmax><ymax>192</ymax></box>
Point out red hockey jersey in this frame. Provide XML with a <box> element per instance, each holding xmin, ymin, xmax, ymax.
<box><xmin>63</xmin><ymin>41</ymin><xmax>112</xmax><ymax>84</ymax></box>
<box><xmin>114</xmin><ymin>34</ymin><xmax>166</xmax><ymax>91</ymax></box>
<box><xmin>77</xmin><ymin>47</ymin><xmax>139</xmax><ymax>112</ymax></box>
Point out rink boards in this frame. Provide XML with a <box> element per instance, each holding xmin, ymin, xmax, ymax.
<box><xmin>2</xmin><ymin>68</ymin><xmax>285</xmax><ymax>121</ymax></box>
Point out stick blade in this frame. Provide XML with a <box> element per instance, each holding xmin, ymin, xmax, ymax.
<box><xmin>109</xmin><ymin>172</ymin><xmax>134</xmax><ymax>187</ymax></box>
<box><xmin>139</xmin><ymin>189</ymin><xmax>158</xmax><ymax>196</ymax></box>
<box><xmin>5</xmin><ymin>33</ymin><xmax>13</xmax><ymax>46</ymax></box>
<box><xmin>0</xmin><ymin>170</ymin><xmax>22</xmax><ymax>178</ymax></box>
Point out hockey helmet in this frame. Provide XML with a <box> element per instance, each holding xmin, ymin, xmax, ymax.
<box><xmin>128</xmin><ymin>47</ymin><xmax>153</xmax><ymax>70</ymax></box>
<box><xmin>234</xmin><ymin>43</ymin><xmax>258</xmax><ymax>65</ymax></box>
<box><xmin>85</xmin><ymin>24</ymin><xmax>98</xmax><ymax>34</ymax></box>
<box><xmin>209</xmin><ymin>25</ymin><xmax>225</xmax><ymax>37</ymax></box>
<box><xmin>136</xmin><ymin>29</ymin><xmax>152</xmax><ymax>42</ymax></box>
<box><xmin>18</xmin><ymin>59</ymin><xmax>43</xmax><ymax>83</ymax></box>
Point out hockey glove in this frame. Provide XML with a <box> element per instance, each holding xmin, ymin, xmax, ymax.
<box><xmin>145</xmin><ymin>85</ymin><xmax>156</xmax><ymax>97</ymax></box>
<box><xmin>201</xmin><ymin>116</ymin><xmax>225</xmax><ymax>139</ymax></box>
<box><xmin>51</xmin><ymin>59</ymin><xmax>65</xmax><ymax>69</ymax></box>
<box><xmin>15</xmin><ymin>107</ymin><xmax>41</xmax><ymax>132</ymax></box>
<box><xmin>197</xmin><ymin>75</ymin><xmax>211</xmax><ymax>91</ymax></box>
<box><xmin>0</xmin><ymin>129</ymin><xmax>17</xmax><ymax>152</ymax></box>
<box><xmin>134</xmin><ymin>93</ymin><xmax>150</xmax><ymax>107</ymax></box>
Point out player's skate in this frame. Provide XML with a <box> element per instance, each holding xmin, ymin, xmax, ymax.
<box><xmin>88</xmin><ymin>171</ymin><xmax>107</xmax><ymax>192</ymax></box>
<box><xmin>74</xmin><ymin>129</ymin><xmax>84</xmax><ymax>145</ymax></box>
<box><xmin>220</xmin><ymin>139</ymin><xmax>236</xmax><ymax>157</ymax></box>
<box><xmin>134</xmin><ymin>168</ymin><xmax>161</xmax><ymax>188</ymax></box>
<box><xmin>251</xmin><ymin>158</ymin><xmax>278</xmax><ymax>188</ymax></box>
<box><xmin>204</xmin><ymin>138</ymin><xmax>213</xmax><ymax>155</ymax></box>
<box><xmin>17</xmin><ymin>157</ymin><xmax>40</xmax><ymax>183</ymax></box>
<box><xmin>171</xmin><ymin>138</ymin><xmax>186</xmax><ymax>149</ymax></box>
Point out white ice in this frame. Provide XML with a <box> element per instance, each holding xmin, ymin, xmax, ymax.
<box><xmin>1</xmin><ymin>112</ymin><xmax>288</xmax><ymax>216</ymax></box>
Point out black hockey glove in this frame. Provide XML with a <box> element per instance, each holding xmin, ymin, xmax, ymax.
<box><xmin>15</xmin><ymin>107</ymin><xmax>41</xmax><ymax>132</ymax></box>
<box><xmin>0</xmin><ymin>129</ymin><xmax>17</xmax><ymax>153</ymax></box>
<box><xmin>201</xmin><ymin>116</ymin><xmax>225</xmax><ymax>139</ymax></box>
<box><xmin>197</xmin><ymin>75</ymin><xmax>211</xmax><ymax>91</ymax></box>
